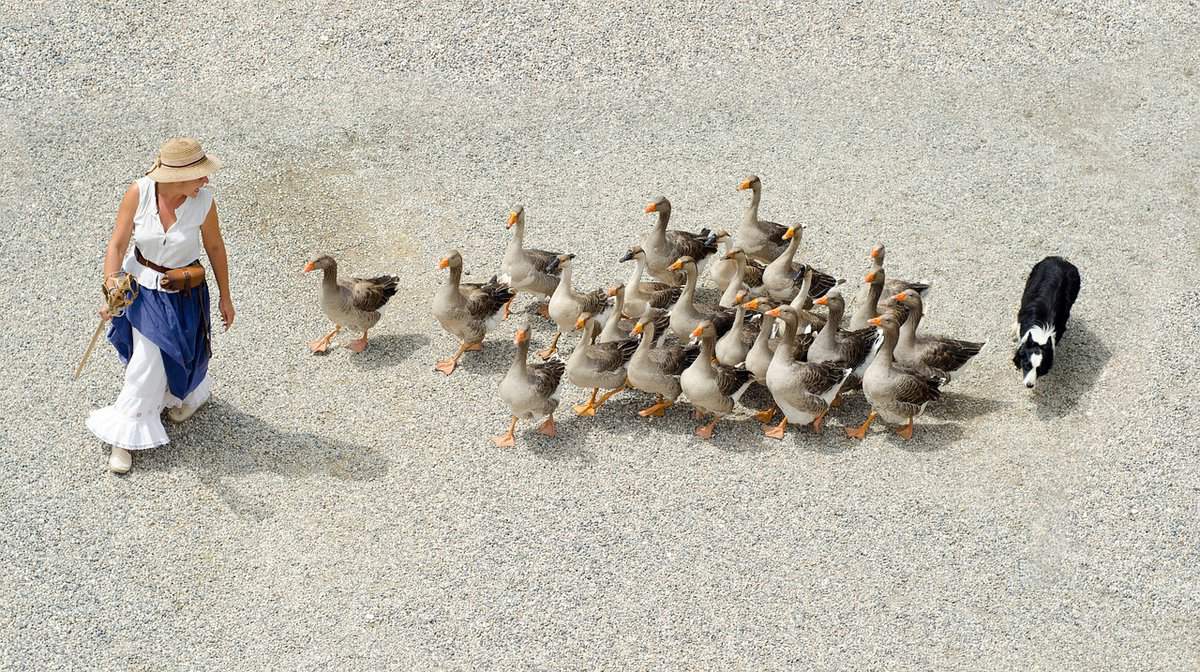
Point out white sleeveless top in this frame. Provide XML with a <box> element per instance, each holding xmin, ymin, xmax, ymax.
<box><xmin>123</xmin><ymin>176</ymin><xmax>214</xmax><ymax>291</ymax></box>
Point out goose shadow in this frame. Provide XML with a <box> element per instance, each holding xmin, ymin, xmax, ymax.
<box><xmin>925</xmin><ymin>391</ymin><xmax>1012</xmax><ymax>422</ymax></box>
<box><xmin>349</xmin><ymin>332</ymin><xmax>430</xmax><ymax>371</ymax></box>
<box><xmin>136</xmin><ymin>399</ymin><xmax>389</xmax><ymax>520</ymax></box>
<box><xmin>1026</xmin><ymin>319</ymin><xmax>1111</xmax><ymax>421</ymax></box>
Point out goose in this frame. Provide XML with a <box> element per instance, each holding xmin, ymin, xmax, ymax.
<box><xmin>715</xmin><ymin>290</ymin><xmax>759</xmax><ymax>366</ymax></box>
<box><xmin>761</xmin><ymin>305</ymin><xmax>854</xmax><ymax>439</ymax></box>
<box><xmin>848</xmin><ymin>268</ymin><xmax>886</xmax><ymax>330</ymax></box>
<box><xmin>566</xmin><ymin>314</ymin><xmax>638</xmax><ymax>416</ymax></box>
<box><xmin>626</xmin><ymin>314</ymin><xmax>701</xmax><ymax>417</ymax></box>
<box><xmin>431</xmin><ymin>250</ymin><xmax>515</xmax><ymax>375</ymax></box>
<box><xmin>666</xmin><ymin>256</ymin><xmax>736</xmax><ymax>340</ymax></box>
<box><xmin>809</xmin><ymin>290</ymin><xmax>880</xmax><ymax>382</ymax></box>
<box><xmin>760</xmin><ymin>225</ymin><xmax>839</xmax><ymax>303</ymax></box>
<box><xmin>734</xmin><ymin>175</ymin><xmax>790</xmax><ymax>263</ymax></box>
<box><xmin>618</xmin><ymin>246</ymin><xmax>682</xmax><ymax>319</ymax></box>
<box><xmin>869</xmin><ymin>244</ymin><xmax>932</xmax><ymax>297</ymax></box>
<box><xmin>890</xmin><ymin>290</ymin><xmax>984</xmax><ymax>378</ymax></box>
<box><xmin>707</xmin><ymin>231</ymin><xmax>766</xmax><ymax>293</ymax></box>
<box><xmin>641</xmin><ymin>197</ymin><xmax>718</xmax><ymax>286</ymax></box>
<box><xmin>716</xmin><ymin>247</ymin><xmax>766</xmax><ymax>308</ymax></box>
<box><xmin>846</xmin><ymin>311</ymin><xmax>948</xmax><ymax>440</ymax></box>
<box><xmin>304</xmin><ymin>254</ymin><xmax>399</xmax><ymax>353</ymax></box>
<box><xmin>680</xmin><ymin>320</ymin><xmax>754</xmax><ymax>439</ymax></box>
<box><xmin>739</xmin><ymin>297</ymin><xmax>784</xmax><ymax>423</ymax></box>
<box><xmin>499</xmin><ymin>204</ymin><xmax>563</xmax><ymax>319</ymax></box>
<box><xmin>493</xmin><ymin>324</ymin><xmax>566</xmax><ymax>447</ymax></box>
<box><xmin>543</xmin><ymin>254</ymin><xmax>609</xmax><ymax>359</ymax></box>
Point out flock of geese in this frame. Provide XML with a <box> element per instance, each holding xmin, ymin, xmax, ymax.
<box><xmin>306</xmin><ymin>176</ymin><xmax>986</xmax><ymax>447</ymax></box>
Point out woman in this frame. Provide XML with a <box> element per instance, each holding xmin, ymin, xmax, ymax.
<box><xmin>87</xmin><ymin>137</ymin><xmax>235</xmax><ymax>473</ymax></box>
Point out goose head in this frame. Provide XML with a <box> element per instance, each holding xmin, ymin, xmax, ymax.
<box><xmin>436</xmin><ymin>250</ymin><xmax>463</xmax><ymax>271</ymax></box>
<box><xmin>303</xmin><ymin>255</ymin><xmax>336</xmax><ymax>273</ymax></box>
<box><xmin>644</xmin><ymin>196</ymin><xmax>671</xmax><ymax>215</ymax></box>
<box><xmin>506</xmin><ymin>204</ymin><xmax>525</xmax><ymax>230</ymax></box>
<box><xmin>737</xmin><ymin>175</ymin><xmax>761</xmax><ymax>192</ymax></box>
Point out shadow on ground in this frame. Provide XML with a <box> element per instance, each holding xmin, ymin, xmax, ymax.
<box><xmin>1031</xmin><ymin>318</ymin><xmax>1111</xmax><ymax>421</ymax></box>
<box><xmin>135</xmin><ymin>399</ymin><xmax>390</xmax><ymax>520</ymax></box>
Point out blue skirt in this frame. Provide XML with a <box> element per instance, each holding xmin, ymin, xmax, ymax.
<box><xmin>108</xmin><ymin>282</ymin><xmax>211</xmax><ymax>400</ymax></box>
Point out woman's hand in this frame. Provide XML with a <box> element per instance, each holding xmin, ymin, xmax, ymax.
<box><xmin>219</xmin><ymin>295</ymin><xmax>235</xmax><ymax>331</ymax></box>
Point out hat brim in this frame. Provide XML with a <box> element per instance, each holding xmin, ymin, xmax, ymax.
<box><xmin>147</xmin><ymin>155</ymin><xmax>222</xmax><ymax>183</ymax></box>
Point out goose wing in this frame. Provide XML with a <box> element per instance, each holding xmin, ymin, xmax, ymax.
<box><xmin>528</xmin><ymin>358</ymin><xmax>566</xmax><ymax>398</ymax></box>
<box><xmin>344</xmin><ymin>275</ymin><xmax>399</xmax><ymax>312</ymax></box>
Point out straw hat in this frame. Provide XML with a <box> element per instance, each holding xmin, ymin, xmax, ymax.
<box><xmin>145</xmin><ymin>137</ymin><xmax>222</xmax><ymax>182</ymax></box>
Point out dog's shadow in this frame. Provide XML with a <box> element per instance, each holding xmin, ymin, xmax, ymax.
<box><xmin>136</xmin><ymin>399</ymin><xmax>389</xmax><ymax>520</ymax></box>
<box><xmin>1030</xmin><ymin>318</ymin><xmax>1111</xmax><ymax>420</ymax></box>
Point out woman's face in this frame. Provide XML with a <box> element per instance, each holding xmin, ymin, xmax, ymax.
<box><xmin>172</xmin><ymin>176</ymin><xmax>209</xmax><ymax>198</ymax></box>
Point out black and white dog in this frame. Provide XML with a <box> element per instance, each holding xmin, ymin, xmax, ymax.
<box><xmin>1012</xmin><ymin>256</ymin><xmax>1081</xmax><ymax>388</ymax></box>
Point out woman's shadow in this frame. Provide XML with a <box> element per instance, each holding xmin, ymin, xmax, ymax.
<box><xmin>136</xmin><ymin>399</ymin><xmax>389</xmax><ymax>521</ymax></box>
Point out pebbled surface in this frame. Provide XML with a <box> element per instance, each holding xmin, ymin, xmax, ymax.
<box><xmin>2</xmin><ymin>2</ymin><xmax>1198</xmax><ymax>669</ymax></box>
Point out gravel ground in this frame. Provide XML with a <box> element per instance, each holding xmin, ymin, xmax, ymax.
<box><xmin>3</xmin><ymin>2</ymin><xmax>1198</xmax><ymax>669</ymax></box>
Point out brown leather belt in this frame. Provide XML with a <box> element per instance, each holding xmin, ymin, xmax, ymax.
<box><xmin>135</xmin><ymin>248</ymin><xmax>206</xmax><ymax>294</ymax></box>
<box><xmin>135</xmin><ymin>247</ymin><xmax>200</xmax><ymax>274</ymax></box>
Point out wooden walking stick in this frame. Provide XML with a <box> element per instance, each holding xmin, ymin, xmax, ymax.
<box><xmin>74</xmin><ymin>274</ymin><xmax>138</xmax><ymax>379</ymax></box>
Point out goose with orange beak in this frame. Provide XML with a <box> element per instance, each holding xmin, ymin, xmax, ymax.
<box><xmin>848</xmin><ymin>268</ymin><xmax>887</xmax><ymax>330</ymax></box>
<box><xmin>565</xmin><ymin>313</ymin><xmax>638</xmax><ymax>416</ymax></box>
<box><xmin>808</xmin><ymin>290</ymin><xmax>880</xmax><ymax>382</ymax></box>
<box><xmin>846</xmin><ymin>311</ymin><xmax>948</xmax><ymax>441</ymax></box>
<box><xmin>498</xmin><ymin>204</ymin><xmax>564</xmax><ymax>320</ymax></box>
<box><xmin>625</xmin><ymin>311</ymin><xmax>700</xmax><ymax>417</ymax></box>
<box><xmin>868</xmin><ymin>244</ymin><xmax>932</xmax><ymax>298</ymax></box>
<box><xmin>494</xmin><ymin>324</ymin><xmax>565</xmax><ymax>447</ymax></box>
<box><xmin>679</xmin><ymin>320</ymin><xmax>754</xmax><ymax>439</ymax></box>
<box><xmin>739</xmin><ymin>297</ymin><xmax>784</xmax><ymax>423</ymax></box>
<box><xmin>890</xmin><ymin>290</ymin><xmax>983</xmax><ymax>377</ymax></box>
<box><xmin>432</xmin><ymin>250</ymin><xmax>514</xmax><ymax>375</ymax></box>
<box><xmin>640</xmin><ymin>197</ymin><xmax>719</xmax><ymax>286</ymax></box>
<box><xmin>543</xmin><ymin>254</ymin><xmax>610</xmax><ymax>359</ymax></box>
<box><xmin>716</xmin><ymin>247</ymin><xmax>765</xmax><ymax>308</ymax></box>
<box><xmin>707</xmin><ymin>231</ymin><xmax>766</xmax><ymax>293</ymax></box>
<box><xmin>618</xmin><ymin>246</ymin><xmax>682</xmax><ymax>319</ymax></box>
<box><xmin>735</xmin><ymin>175</ymin><xmax>791</xmax><ymax>263</ymax></box>
<box><xmin>760</xmin><ymin>305</ymin><xmax>853</xmax><ymax>439</ymax></box>
<box><xmin>666</xmin><ymin>256</ymin><xmax>736</xmax><ymax>340</ymax></box>
<box><xmin>304</xmin><ymin>254</ymin><xmax>400</xmax><ymax>354</ymax></box>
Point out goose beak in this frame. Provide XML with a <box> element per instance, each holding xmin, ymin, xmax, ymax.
<box><xmin>737</xmin><ymin>179</ymin><xmax>752</xmax><ymax>190</ymax></box>
<box><xmin>690</xmin><ymin>325</ymin><xmax>704</xmax><ymax>339</ymax></box>
<box><xmin>868</xmin><ymin>316</ymin><xmax>882</xmax><ymax>326</ymax></box>
<box><xmin>437</xmin><ymin>258</ymin><xmax>450</xmax><ymax>270</ymax></box>
<box><xmin>505</xmin><ymin>211</ymin><xmax>518</xmax><ymax>229</ymax></box>
<box><xmin>765</xmin><ymin>307</ymin><xmax>781</xmax><ymax>317</ymax></box>
<box><xmin>813</xmin><ymin>296</ymin><xmax>828</xmax><ymax>306</ymax></box>
<box><xmin>782</xmin><ymin>227</ymin><xmax>795</xmax><ymax>240</ymax></box>
<box><xmin>303</xmin><ymin>261</ymin><xmax>316</xmax><ymax>273</ymax></box>
<box><xmin>864</xmin><ymin>271</ymin><xmax>877</xmax><ymax>283</ymax></box>
<box><xmin>644</xmin><ymin>202</ymin><xmax>658</xmax><ymax>213</ymax></box>
<box><xmin>632</xmin><ymin>322</ymin><xmax>644</xmax><ymax>335</ymax></box>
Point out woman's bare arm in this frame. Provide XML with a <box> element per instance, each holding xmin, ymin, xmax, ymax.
<box><xmin>200</xmin><ymin>200</ymin><xmax>235</xmax><ymax>329</ymax></box>
<box><xmin>103</xmin><ymin>183</ymin><xmax>139</xmax><ymax>286</ymax></box>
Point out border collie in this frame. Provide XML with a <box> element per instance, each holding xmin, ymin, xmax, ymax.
<box><xmin>1012</xmin><ymin>256</ymin><xmax>1080</xmax><ymax>388</ymax></box>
